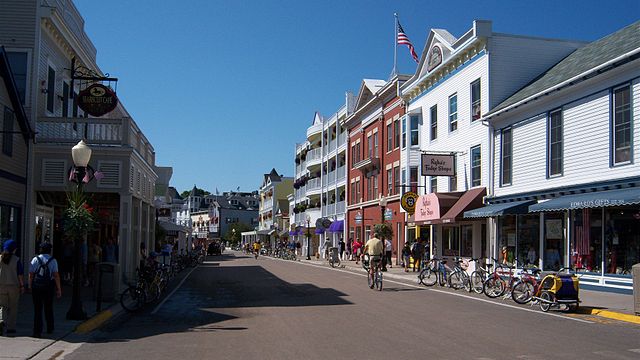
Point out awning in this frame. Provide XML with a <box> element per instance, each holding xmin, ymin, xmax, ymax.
<box><xmin>464</xmin><ymin>200</ymin><xmax>536</xmax><ymax>218</ymax></box>
<box><xmin>440</xmin><ymin>187</ymin><xmax>487</xmax><ymax>223</ymax></box>
<box><xmin>414</xmin><ymin>192</ymin><xmax>462</xmax><ymax>224</ymax></box>
<box><xmin>289</xmin><ymin>230</ymin><xmax>297</xmax><ymax>236</ymax></box>
<box><xmin>328</xmin><ymin>220</ymin><xmax>344</xmax><ymax>233</ymax></box>
<box><xmin>529</xmin><ymin>187</ymin><xmax>640</xmax><ymax>212</ymax></box>
<box><xmin>256</xmin><ymin>229</ymin><xmax>271</xmax><ymax>235</ymax></box>
<box><xmin>315</xmin><ymin>228</ymin><xmax>324</xmax><ymax>234</ymax></box>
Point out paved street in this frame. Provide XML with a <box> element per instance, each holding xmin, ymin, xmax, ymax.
<box><xmin>37</xmin><ymin>251</ymin><xmax>640</xmax><ymax>360</ymax></box>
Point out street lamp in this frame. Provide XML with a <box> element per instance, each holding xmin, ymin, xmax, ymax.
<box><xmin>379</xmin><ymin>195</ymin><xmax>387</xmax><ymax>222</ymax></box>
<box><xmin>67</xmin><ymin>140</ymin><xmax>94</xmax><ymax>320</ymax></box>
<box><xmin>306</xmin><ymin>215</ymin><xmax>311</xmax><ymax>260</ymax></box>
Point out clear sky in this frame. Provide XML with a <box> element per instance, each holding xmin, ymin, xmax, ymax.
<box><xmin>73</xmin><ymin>0</ymin><xmax>639</xmax><ymax>195</ymax></box>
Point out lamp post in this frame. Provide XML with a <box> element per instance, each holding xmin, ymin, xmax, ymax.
<box><xmin>379</xmin><ymin>195</ymin><xmax>387</xmax><ymax>222</ymax></box>
<box><xmin>306</xmin><ymin>215</ymin><xmax>311</xmax><ymax>260</ymax></box>
<box><xmin>67</xmin><ymin>140</ymin><xmax>93</xmax><ymax>320</ymax></box>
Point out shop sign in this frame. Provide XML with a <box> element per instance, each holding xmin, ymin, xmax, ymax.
<box><xmin>355</xmin><ymin>211</ymin><xmax>363</xmax><ymax>225</ymax></box>
<box><xmin>421</xmin><ymin>153</ymin><xmax>455</xmax><ymax>176</ymax></box>
<box><xmin>414</xmin><ymin>194</ymin><xmax>441</xmax><ymax>222</ymax></box>
<box><xmin>384</xmin><ymin>208</ymin><xmax>393</xmax><ymax>221</ymax></box>
<box><xmin>401</xmin><ymin>191</ymin><xmax>419</xmax><ymax>214</ymax></box>
<box><xmin>77</xmin><ymin>83</ymin><xmax>118</xmax><ymax>117</ymax></box>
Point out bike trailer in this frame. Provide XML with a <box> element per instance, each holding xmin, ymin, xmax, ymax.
<box><xmin>540</xmin><ymin>273</ymin><xmax>579</xmax><ymax>301</ymax></box>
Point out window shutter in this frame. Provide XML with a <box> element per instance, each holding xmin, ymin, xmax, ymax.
<box><xmin>97</xmin><ymin>161</ymin><xmax>121</xmax><ymax>188</ymax></box>
<box><xmin>42</xmin><ymin>159</ymin><xmax>66</xmax><ymax>186</ymax></box>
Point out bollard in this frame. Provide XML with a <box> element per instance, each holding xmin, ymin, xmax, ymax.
<box><xmin>633</xmin><ymin>263</ymin><xmax>640</xmax><ymax>316</ymax></box>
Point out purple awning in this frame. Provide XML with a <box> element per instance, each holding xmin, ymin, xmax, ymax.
<box><xmin>328</xmin><ymin>220</ymin><xmax>344</xmax><ymax>233</ymax></box>
<box><xmin>315</xmin><ymin>228</ymin><xmax>324</xmax><ymax>234</ymax></box>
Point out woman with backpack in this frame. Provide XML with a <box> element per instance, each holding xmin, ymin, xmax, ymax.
<box><xmin>0</xmin><ymin>239</ymin><xmax>24</xmax><ymax>335</ymax></box>
<box><xmin>28</xmin><ymin>242</ymin><xmax>61</xmax><ymax>338</ymax></box>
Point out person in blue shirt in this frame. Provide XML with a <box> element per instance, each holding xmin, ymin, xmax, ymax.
<box><xmin>29</xmin><ymin>242</ymin><xmax>61</xmax><ymax>338</ymax></box>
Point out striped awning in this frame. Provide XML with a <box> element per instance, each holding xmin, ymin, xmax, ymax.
<box><xmin>529</xmin><ymin>187</ymin><xmax>640</xmax><ymax>212</ymax></box>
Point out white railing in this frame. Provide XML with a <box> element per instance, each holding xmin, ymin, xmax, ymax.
<box><xmin>306</xmin><ymin>177</ymin><xmax>321</xmax><ymax>191</ymax></box>
<box><xmin>337</xmin><ymin>166</ymin><xmax>346</xmax><ymax>180</ymax></box>
<box><xmin>335</xmin><ymin>201</ymin><xmax>345</xmax><ymax>214</ymax></box>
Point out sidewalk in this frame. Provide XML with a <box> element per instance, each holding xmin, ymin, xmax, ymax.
<box><xmin>0</xmin><ymin>281</ymin><xmax>118</xmax><ymax>360</ymax></box>
<box><xmin>300</xmin><ymin>256</ymin><xmax>639</xmax><ymax>324</ymax></box>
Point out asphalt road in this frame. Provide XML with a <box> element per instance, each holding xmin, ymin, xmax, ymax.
<box><xmin>56</xmin><ymin>251</ymin><xmax>640</xmax><ymax>360</ymax></box>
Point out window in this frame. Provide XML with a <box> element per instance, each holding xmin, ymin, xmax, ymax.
<box><xmin>373</xmin><ymin>132</ymin><xmax>378</xmax><ymax>157</ymax></box>
<box><xmin>410</xmin><ymin>166</ymin><xmax>418</xmax><ymax>193</ymax></box>
<box><xmin>46</xmin><ymin>66</ymin><xmax>55</xmax><ymax>113</ymax></box>
<box><xmin>387</xmin><ymin>169</ymin><xmax>393</xmax><ymax>196</ymax></box>
<box><xmin>471</xmin><ymin>145</ymin><xmax>481</xmax><ymax>187</ymax></box>
<box><xmin>72</xmin><ymin>91</ymin><xmax>79</xmax><ymax>117</ymax></box>
<box><xmin>430</xmin><ymin>105</ymin><xmax>437</xmax><ymax>141</ymax></box>
<box><xmin>394</xmin><ymin>167</ymin><xmax>400</xmax><ymax>195</ymax></box>
<box><xmin>2</xmin><ymin>107</ymin><xmax>15</xmax><ymax>156</ymax></box>
<box><xmin>387</xmin><ymin>123</ymin><xmax>393</xmax><ymax>152</ymax></box>
<box><xmin>373</xmin><ymin>174</ymin><xmax>378</xmax><ymax>199</ymax></box>
<box><xmin>471</xmin><ymin>79</ymin><xmax>481</xmax><ymax>121</ymax></box>
<box><xmin>548</xmin><ymin>110</ymin><xmax>563</xmax><ymax>177</ymax></box>
<box><xmin>410</xmin><ymin>115</ymin><xmax>419</xmax><ymax>146</ymax></box>
<box><xmin>62</xmin><ymin>81</ymin><xmax>69</xmax><ymax>117</ymax></box>
<box><xmin>6</xmin><ymin>52</ymin><xmax>27</xmax><ymax>104</ymax></box>
<box><xmin>350</xmin><ymin>182</ymin><xmax>357</xmax><ymax>203</ymax></box>
<box><xmin>356</xmin><ymin>179</ymin><xmax>361</xmax><ymax>202</ymax></box>
<box><xmin>366</xmin><ymin>176</ymin><xmax>372</xmax><ymax>201</ymax></box>
<box><xmin>430</xmin><ymin>176</ymin><xmax>437</xmax><ymax>193</ymax></box>
<box><xmin>501</xmin><ymin>128</ymin><xmax>513</xmax><ymax>185</ymax></box>
<box><xmin>449</xmin><ymin>155</ymin><xmax>457</xmax><ymax>191</ymax></box>
<box><xmin>449</xmin><ymin>94</ymin><xmax>458</xmax><ymax>132</ymax></box>
<box><xmin>367</xmin><ymin>134</ymin><xmax>373</xmax><ymax>158</ymax></box>
<box><xmin>402</xmin><ymin>117</ymin><xmax>407</xmax><ymax>148</ymax></box>
<box><xmin>355</xmin><ymin>142</ymin><xmax>361</xmax><ymax>163</ymax></box>
<box><xmin>613</xmin><ymin>85</ymin><xmax>631</xmax><ymax>164</ymax></box>
<box><xmin>394</xmin><ymin>119</ymin><xmax>400</xmax><ymax>149</ymax></box>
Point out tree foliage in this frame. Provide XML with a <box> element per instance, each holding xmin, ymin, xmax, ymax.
<box><xmin>373</xmin><ymin>222</ymin><xmax>393</xmax><ymax>241</ymax></box>
<box><xmin>180</xmin><ymin>187</ymin><xmax>211</xmax><ymax>199</ymax></box>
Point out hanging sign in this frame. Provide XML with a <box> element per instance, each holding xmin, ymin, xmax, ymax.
<box><xmin>77</xmin><ymin>83</ymin><xmax>118</xmax><ymax>117</ymax></box>
<box><xmin>384</xmin><ymin>208</ymin><xmax>393</xmax><ymax>221</ymax></box>
<box><xmin>355</xmin><ymin>211</ymin><xmax>363</xmax><ymax>225</ymax></box>
<box><xmin>401</xmin><ymin>192</ymin><xmax>419</xmax><ymax>214</ymax></box>
<box><xmin>421</xmin><ymin>153</ymin><xmax>455</xmax><ymax>176</ymax></box>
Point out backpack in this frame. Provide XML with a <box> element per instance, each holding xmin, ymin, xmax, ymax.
<box><xmin>32</xmin><ymin>256</ymin><xmax>54</xmax><ymax>290</ymax></box>
<box><xmin>411</xmin><ymin>242</ymin><xmax>423</xmax><ymax>258</ymax></box>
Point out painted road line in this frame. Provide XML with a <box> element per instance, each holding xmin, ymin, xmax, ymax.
<box><xmin>578</xmin><ymin>308</ymin><xmax>640</xmax><ymax>325</ymax></box>
<box><xmin>75</xmin><ymin>309</ymin><xmax>113</xmax><ymax>334</ymax></box>
<box><xmin>151</xmin><ymin>265</ymin><xmax>198</xmax><ymax>315</ymax></box>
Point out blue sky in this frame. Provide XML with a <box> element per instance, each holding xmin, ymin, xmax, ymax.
<box><xmin>74</xmin><ymin>0</ymin><xmax>639</xmax><ymax>195</ymax></box>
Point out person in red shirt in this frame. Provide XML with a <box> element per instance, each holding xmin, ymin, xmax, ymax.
<box><xmin>352</xmin><ymin>239</ymin><xmax>363</xmax><ymax>264</ymax></box>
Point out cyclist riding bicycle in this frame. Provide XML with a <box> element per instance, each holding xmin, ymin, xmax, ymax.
<box><xmin>362</xmin><ymin>235</ymin><xmax>384</xmax><ymax>288</ymax></box>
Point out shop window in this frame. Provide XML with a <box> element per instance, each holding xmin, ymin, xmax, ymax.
<box><xmin>604</xmin><ymin>207</ymin><xmax>640</xmax><ymax>275</ymax></box>
<box><xmin>571</xmin><ymin>208</ymin><xmax>602</xmax><ymax>274</ymax></box>
<box><xmin>365</xmin><ymin>225</ymin><xmax>371</xmax><ymax>241</ymax></box>
<box><xmin>543</xmin><ymin>213</ymin><xmax>565</xmax><ymax>271</ymax></box>
<box><xmin>0</xmin><ymin>204</ymin><xmax>20</xmax><ymax>249</ymax></box>
<box><xmin>612</xmin><ymin>85</ymin><xmax>632</xmax><ymax>165</ymax></box>
<box><xmin>498</xmin><ymin>215</ymin><xmax>517</xmax><ymax>265</ymax></box>
<box><xmin>442</xmin><ymin>227</ymin><xmax>460</xmax><ymax>257</ymax></box>
<box><xmin>461</xmin><ymin>225</ymin><xmax>473</xmax><ymax>257</ymax></box>
<box><xmin>518</xmin><ymin>214</ymin><xmax>540</xmax><ymax>267</ymax></box>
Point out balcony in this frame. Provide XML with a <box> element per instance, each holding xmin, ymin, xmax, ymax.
<box><xmin>36</xmin><ymin>116</ymin><xmax>155</xmax><ymax>165</ymax></box>
<box><xmin>307</xmin><ymin>122</ymin><xmax>323</xmax><ymax>138</ymax></box>
<box><xmin>306</xmin><ymin>148</ymin><xmax>322</xmax><ymax>166</ymax></box>
<box><xmin>353</xmin><ymin>156</ymin><xmax>379</xmax><ymax>172</ymax></box>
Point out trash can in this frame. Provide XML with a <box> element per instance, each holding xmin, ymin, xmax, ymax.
<box><xmin>633</xmin><ymin>263</ymin><xmax>640</xmax><ymax>316</ymax></box>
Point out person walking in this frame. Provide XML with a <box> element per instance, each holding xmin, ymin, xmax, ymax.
<box><xmin>383</xmin><ymin>238</ymin><xmax>392</xmax><ymax>271</ymax></box>
<box><xmin>411</xmin><ymin>239</ymin><xmax>425</xmax><ymax>272</ymax></box>
<box><xmin>29</xmin><ymin>243</ymin><xmax>61</xmax><ymax>338</ymax></box>
<box><xmin>353</xmin><ymin>239</ymin><xmax>362</xmax><ymax>264</ymax></box>
<box><xmin>0</xmin><ymin>240</ymin><xmax>24</xmax><ymax>335</ymax></box>
<box><xmin>339</xmin><ymin>238</ymin><xmax>345</xmax><ymax>260</ymax></box>
<box><xmin>401</xmin><ymin>242</ymin><xmax>412</xmax><ymax>272</ymax></box>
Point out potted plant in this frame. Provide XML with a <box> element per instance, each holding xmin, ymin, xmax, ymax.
<box><xmin>373</xmin><ymin>222</ymin><xmax>393</xmax><ymax>241</ymax></box>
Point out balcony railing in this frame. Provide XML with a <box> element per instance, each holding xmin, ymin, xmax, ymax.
<box><xmin>36</xmin><ymin>116</ymin><xmax>155</xmax><ymax>165</ymax></box>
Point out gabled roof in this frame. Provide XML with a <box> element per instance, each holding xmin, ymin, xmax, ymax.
<box><xmin>0</xmin><ymin>46</ymin><xmax>34</xmax><ymax>142</ymax></box>
<box><xmin>263</xmin><ymin>168</ymin><xmax>281</xmax><ymax>186</ymax></box>
<box><xmin>488</xmin><ymin>20</ymin><xmax>640</xmax><ymax>117</ymax></box>
<box><xmin>354</xmin><ymin>79</ymin><xmax>386</xmax><ymax>111</ymax></box>
<box><xmin>168</xmin><ymin>186</ymin><xmax>182</xmax><ymax>200</ymax></box>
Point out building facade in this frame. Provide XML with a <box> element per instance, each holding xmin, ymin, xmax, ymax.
<box><xmin>400</xmin><ymin>20</ymin><xmax>584</xmax><ymax>263</ymax></box>
<box><xmin>475</xmin><ymin>21</ymin><xmax>640</xmax><ymax>292</ymax></box>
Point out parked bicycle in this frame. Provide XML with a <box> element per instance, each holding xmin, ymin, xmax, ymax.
<box><xmin>447</xmin><ymin>257</ymin><xmax>472</xmax><ymax>291</ymax></box>
<box><xmin>418</xmin><ymin>257</ymin><xmax>448</xmax><ymax>287</ymax></box>
<box><xmin>469</xmin><ymin>257</ymin><xmax>497</xmax><ymax>294</ymax></box>
<box><xmin>510</xmin><ymin>267</ymin><xmax>542</xmax><ymax>304</ymax></box>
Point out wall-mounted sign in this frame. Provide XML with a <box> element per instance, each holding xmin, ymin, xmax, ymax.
<box><xmin>355</xmin><ymin>211</ymin><xmax>363</xmax><ymax>225</ymax></box>
<box><xmin>401</xmin><ymin>192</ymin><xmax>419</xmax><ymax>214</ymax></box>
<box><xmin>421</xmin><ymin>153</ymin><xmax>455</xmax><ymax>176</ymax></box>
<box><xmin>384</xmin><ymin>208</ymin><xmax>393</xmax><ymax>221</ymax></box>
<box><xmin>414</xmin><ymin>194</ymin><xmax>441</xmax><ymax>222</ymax></box>
<box><xmin>77</xmin><ymin>83</ymin><xmax>118</xmax><ymax>117</ymax></box>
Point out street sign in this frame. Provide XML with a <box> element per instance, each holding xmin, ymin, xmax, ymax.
<box><xmin>384</xmin><ymin>208</ymin><xmax>393</xmax><ymax>221</ymax></box>
<box><xmin>355</xmin><ymin>211</ymin><xmax>363</xmax><ymax>225</ymax></box>
<box><xmin>401</xmin><ymin>192</ymin><xmax>419</xmax><ymax>214</ymax></box>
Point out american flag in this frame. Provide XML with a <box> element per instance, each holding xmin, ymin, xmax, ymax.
<box><xmin>398</xmin><ymin>22</ymin><xmax>419</xmax><ymax>64</ymax></box>
<box><xmin>575</xmin><ymin>209</ymin><xmax>590</xmax><ymax>256</ymax></box>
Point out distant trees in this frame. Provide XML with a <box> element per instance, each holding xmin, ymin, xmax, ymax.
<box><xmin>180</xmin><ymin>187</ymin><xmax>210</xmax><ymax>199</ymax></box>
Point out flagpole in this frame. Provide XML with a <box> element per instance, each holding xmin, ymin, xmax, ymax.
<box><xmin>392</xmin><ymin>13</ymin><xmax>398</xmax><ymax>78</ymax></box>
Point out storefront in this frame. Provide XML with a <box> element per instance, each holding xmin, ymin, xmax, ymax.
<box><xmin>529</xmin><ymin>187</ymin><xmax>640</xmax><ymax>292</ymax></box>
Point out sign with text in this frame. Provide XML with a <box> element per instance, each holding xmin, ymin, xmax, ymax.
<box><xmin>77</xmin><ymin>83</ymin><xmax>118</xmax><ymax>117</ymax></box>
<box><xmin>414</xmin><ymin>194</ymin><xmax>441</xmax><ymax>222</ymax></box>
<box><xmin>421</xmin><ymin>153</ymin><xmax>455</xmax><ymax>176</ymax></box>
<box><xmin>401</xmin><ymin>191</ymin><xmax>419</xmax><ymax>214</ymax></box>
<box><xmin>355</xmin><ymin>212</ymin><xmax>363</xmax><ymax>225</ymax></box>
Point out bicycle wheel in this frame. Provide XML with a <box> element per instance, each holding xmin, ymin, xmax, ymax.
<box><xmin>448</xmin><ymin>270</ymin><xmax>464</xmax><ymax>290</ymax></box>
<box><xmin>145</xmin><ymin>283</ymin><xmax>161</xmax><ymax>303</ymax></box>
<box><xmin>419</xmin><ymin>268</ymin><xmax>438</xmax><ymax>286</ymax></box>
<box><xmin>330</xmin><ymin>257</ymin><xmax>340</xmax><ymax>268</ymax></box>
<box><xmin>470</xmin><ymin>271</ymin><xmax>485</xmax><ymax>294</ymax></box>
<box><xmin>511</xmin><ymin>280</ymin><xmax>535</xmax><ymax>304</ymax></box>
<box><xmin>376</xmin><ymin>271</ymin><xmax>383</xmax><ymax>291</ymax></box>
<box><xmin>120</xmin><ymin>286</ymin><xmax>147</xmax><ymax>312</ymax></box>
<box><xmin>539</xmin><ymin>291</ymin><xmax>553</xmax><ymax>312</ymax></box>
<box><xmin>483</xmin><ymin>276</ymin><xmax>506</xmax><ymax>298</ymax></box>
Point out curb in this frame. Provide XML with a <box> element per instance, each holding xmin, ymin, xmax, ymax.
<box><xmin>577</xmin><ymin>307</ymin><xmax>640</xmax><ymax>325</ymax></box>
<box><xmin>74</xmin><ymin>309</ymin><xmax>113</xmax><ymax>334</ymax></box>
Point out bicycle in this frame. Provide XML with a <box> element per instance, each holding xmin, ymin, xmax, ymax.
<box><xmin>483</xmin><ymin>259</ymin><xmax>525</xmax><ymax>299</ymax></box>
<box><xmin>447</xmin><ymin>257</ymin><xmax>472</xmax><ymax>291</ymax></box>
<box><xmin>510</xmin><ymin>267</ymin><xmax>542</xmax><ymax>304</ymax></box>
<box><xmin>328</xmin><ymin>247</ymin><xmax>341</xmax><ymax>268</ymax></box>
<box><xmin>418</xmin><ymin>257</ymin><xmax>448</xmax><ymax>287</ymax></box>
<box><xmin>469</xmin><ymin>257</ymin><xmax>496</xmax><ymax>294</ymax></box>
<box><xmin>120</xmin><ymin>268</ymin><xmax>150</xmax><ymax>312</ymax></box>
<box><xmin>364</xmin><ymin>254</ymin><xmax>383</xmax><ymax>291</ymax></box>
